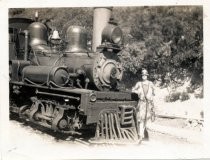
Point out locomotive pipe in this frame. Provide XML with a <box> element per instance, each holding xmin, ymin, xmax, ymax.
<box><xmin>18</xmin><ymin>30</ymin><xmax>29</xmax><ymax>60</ymax></box>
<box><xmin>85</xmin><ymin>78</ymin><xmax>90</xmax><ymax>89</ymax></box>
<box><xmin>35</xmin><ymin>11</ymin><xmax>39</xmax><ymax>22</ymax></box>
<box><xmin>92</xmin><ymin>7</ymin><xmax>113</xmax><ymax>52</ymax></box>
<box><xmin>76</xmin><ymin>79</ymin><xmax>82</xmax><ymax>88</ymax></box>
<box><xmin>23</xmin><ymin>30</ymin><xmax>29</xmax><ymax>60</ymax></box>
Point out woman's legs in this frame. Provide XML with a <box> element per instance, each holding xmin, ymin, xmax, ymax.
<box><xmin>139</xmin><ymin>121</ymin><xmax>145</xmax><ymax>140</ymax></box>
<box><xmin>144</xmin><ymin>128</ymin><xmax>149</xmax><ymax>140</ymax></box>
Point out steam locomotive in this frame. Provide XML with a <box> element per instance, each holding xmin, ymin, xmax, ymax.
<box><xmin>9</xmin><ymin>7</ymin><xmax>138</xmax><ymax>143</ymax></box>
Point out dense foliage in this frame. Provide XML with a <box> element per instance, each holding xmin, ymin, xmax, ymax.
<box><xmin>114</xmin><ymin>7</ymin><xmax>203</xmax><ymax>90</ymax></box>
<box><xmin>9</xmin><ymin>6</ymin><xmax>203</xmax><ymax>92</ymax></box>
<box><xmin>9</xmin><ymin>8</ymin><xmax>93</xmax><ymax>40</ymax></box>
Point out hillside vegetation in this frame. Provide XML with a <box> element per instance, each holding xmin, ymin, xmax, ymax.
<box><xmin>9</xmin><ymin>6</ymin><xmax>203</xmax><ymax>100</ymax></box>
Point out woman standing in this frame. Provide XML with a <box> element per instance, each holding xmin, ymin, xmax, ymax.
<box><xmin>132</xmin><ymin>69</ymin><xmax>155</xmax><ymax>143</ymax></box>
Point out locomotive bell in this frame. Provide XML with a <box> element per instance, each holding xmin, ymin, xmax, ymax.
<box><xmin>65</xmin><ymin>26</ymin><xmax>88</xmax><ymax>53</ymax></box>
<box><xmin>51</xmin><ymin>30</ymin><xmax>61</xmax><ymax>40</ymax></box>
<box><xmin>28</xmin><ymin>22</ymin><xmax>48</xmax><ymax>46</ymax></box>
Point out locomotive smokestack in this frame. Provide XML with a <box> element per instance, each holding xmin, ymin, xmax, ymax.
<box><xmin>92</xmin><ymin>7</ymin><xmax>113</xmax><ymax>52</ymax></box>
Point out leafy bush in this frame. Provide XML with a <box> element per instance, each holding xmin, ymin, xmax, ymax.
<box><xmin>165</xmin><ymin>91</ymin><xmax>190</xmax><ymax>102</ymax></box>
<box><xmin>165</xmin><ymin>92</ymin><xmax>181</xmax><ymax>102</ymax></box>
<box><xmin>194</xmin><ymin>87</ymin><xmax>203</xmax><ymax>99</ymax></box>
<box><xmin>118</xmin><ymin>6</ymin><xmax>203</xmax><ymax>89</ymax></box>
<box><xmin>180</xmin><ymin>92</ymin><xmax>190</xmax><ymax>101</ymax></box>
<box><xmin>9</xmin><ymin>8</ymin><xmax>25</xmax><ymax>17</ymax></box>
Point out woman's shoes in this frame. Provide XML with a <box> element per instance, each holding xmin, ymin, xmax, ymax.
<box><xmin>137</xmin><ymin>136</ymin><xmax>143</xmax><ymax>145</ymax></box>
<box><xmin>143</xmin><ymin>136</ymin><xmax>149</xmax><ymax>141</ymax></box>
<box><xmin>143</xmin><ymin>129</ymin><xmax>149</xmax><ymax>141</ymax></box>
<box><xmin>138</xmin><ymin>139</ymin><xmax>142</xmax><ymax>145</ymax></box>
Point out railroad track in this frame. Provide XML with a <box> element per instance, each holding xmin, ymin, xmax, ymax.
<box><xmin>11</xmin><ymin>111</ymin><xmax>201</xmax><ymax>146</ymax></box>
<box><xmin>10</xmin><ymin>113</ymin><xmax>137</xmax><ymax>147</ymax></box>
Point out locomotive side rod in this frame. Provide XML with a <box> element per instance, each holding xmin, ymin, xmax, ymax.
<box><xmin>35</xmin><ymin>90</ymin><xmax>80</xmax><ymax>101</ymax></box>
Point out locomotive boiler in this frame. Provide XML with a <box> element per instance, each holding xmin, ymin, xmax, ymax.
<box><xmin>9</xmin><ymin>7</ymin><xmax>138</xmax><ymax>143</ymax></box>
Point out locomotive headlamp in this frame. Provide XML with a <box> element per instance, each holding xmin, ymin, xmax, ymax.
<box><xmin>102</xmin><ymin>24</ymin><xmax>123</xmax><ymax>44</ymax></box>
<box><xmin>111</xmin><ymin>27</ymin><xmax>123</xmax><ymax>44</ymax></box>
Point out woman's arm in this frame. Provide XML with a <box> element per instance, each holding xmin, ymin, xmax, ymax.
<box><xmin>132</xmin><ymin>82</ymin><xmax>140</xmax><ymax>94</ymax></box>
<box><xmin>150</xmin><ymin>82</ymin><xmax>155</xmax><ymax>96</ymax></box>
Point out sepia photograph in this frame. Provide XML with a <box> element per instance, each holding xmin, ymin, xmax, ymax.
<box><xmin>1</xmin><ymin>0</ymin><xmax>210</xmax><ymax>159</ymax></box>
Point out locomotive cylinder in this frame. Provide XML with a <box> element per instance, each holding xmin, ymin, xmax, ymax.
<box><xmin>22</xmin><ymin>66</ymin><xmax>69</xmax><ymax>87</ymax></box>
<box><xmin>92</xmin><ymin>7</ymin><xmax>112</xmax><ymax>52</ymax></box>
<box><xmin>11</xmin><ymin>60</ymin><xmax>31</xmax><ymax>81</ymax></box>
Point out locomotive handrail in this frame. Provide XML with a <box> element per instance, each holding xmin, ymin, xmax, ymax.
<box><xmin>10</xmin><ymin>81</ymin><xmax>94</xmax><ymax>94</ymax></box>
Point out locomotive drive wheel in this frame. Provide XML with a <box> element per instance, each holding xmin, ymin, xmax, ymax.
<box><xmin>89</xmin><ymin>105</ymin><xmax>138</xmax><ymax>144</ymax></box>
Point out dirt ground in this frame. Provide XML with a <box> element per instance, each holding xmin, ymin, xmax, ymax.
<box><xmin>2</xmin><ymin>87</ymin><xmax>208</xmax><ymax>159</ymax></box>
<box><xmin>1</xmin><ymin>119</ymin><xmax>207</xmax><ymax>160</ymax></box>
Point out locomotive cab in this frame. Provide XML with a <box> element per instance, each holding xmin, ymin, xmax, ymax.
<box><xmin>9</xmin><ymin>18</ymin><xmax>34</xmax><ymax>60</ymax></box>
<box><xmin>9</xmin><ymin>27</ymin><xmax>18</xmax><ymax>60</ymax></box>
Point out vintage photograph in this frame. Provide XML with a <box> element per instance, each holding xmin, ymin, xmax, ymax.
<box><xmin>2</xmin><ymin>3</ymin><xmax>209</xmax><ymax>159</ymax></box>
